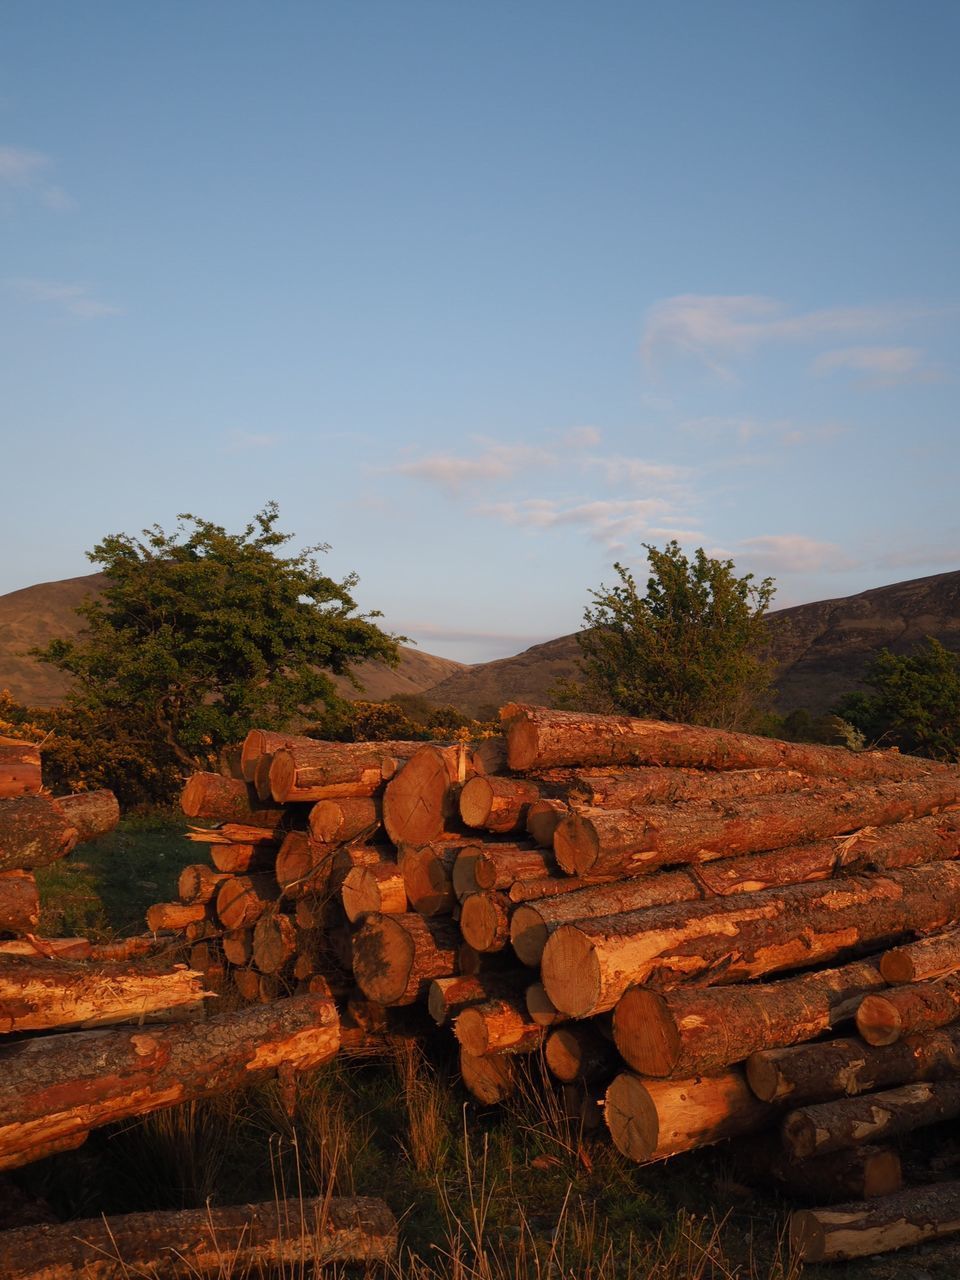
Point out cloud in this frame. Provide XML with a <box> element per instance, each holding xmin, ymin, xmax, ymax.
<box><xmin>479</xmin><ymin>496</ymin><xmax>689</xmax><ymax>549</ymax></box>
<box><xmin>227</xmin><ymin>431</ymin><xmax>280</xmax><ymax>451</ymax></box>
<box><xmin>12</xmin><ymin>279</ymin><xmax>122</xmax><ymax>318</ymax></box>
<box><xmin>586</xmin><ymin>456</ymin><xmax>689</xmax><ymax>489</ymax></box>
<box><xmin>641</xmin><ymin>294</ymin><xmax>923</xmax><ymax>379</ymax></box>
<box><xmin>394</xmin><ymin>620</ymin><xmax>551</xmax><ymax>647</ymax></box>
<box><xmin>737</xmin><ymin>535</ymin><xmax>858</xmax><ymax>574</ymax></box>
<box><xmin>561</xmin><ymin>425</ymin><xmax>602</xmax><ymax>448</ymax></box>
<box><xmin>684</xmin><ymin>415</ymin><xmax>846</xmax><ymax>450</ymax></box>
<box><xmin>386</xmin><ymin>440</ymin><xmax>557</xmax><ymax>493</ymax></box>
<box><xmin>0</xmin><ymin>145</ymin><xmax>73</xmax><ymax>209</ymax></box>
<box><xmin>811</xmin><ymin>345</ymin><xmax>937</xmax><ymax>387</ymax></box>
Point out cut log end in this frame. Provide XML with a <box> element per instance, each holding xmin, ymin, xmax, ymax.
<box><xmin>856</xmin><ymin>994</ymin><xmax>903</xmax><ymax>1046</ymax></box>
<box><xmin>612</xmin><ymin>986</ymin><xmax>681</xmax><ymax>1077</ymax></box>
<box><xmin>459</xmin><ymin>776</ymin><xmax>493</xmax><ymax>828</ymax></box>
<box><xmin>541</xmin><ymin>925</ymin><xmax>601</xmax><ymax>1017</ymax></box>
<box><xmin>352</xmin><ymin>916</ymin><xmax>416</xmax><ymax>1005</ymax></box>
<box><xmin>510</xmin><ymin>905</ymin><xmax>549</xmax><ymax>967</ymax></box>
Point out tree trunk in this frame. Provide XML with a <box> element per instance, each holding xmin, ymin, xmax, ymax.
<box><xmin>177</xmin><ymin>864</ymin><xmax>231</xmax><ymax>904</ymax></box>
<box><xmin>452</xmin><ymin>842</ymin><xmax>536</xmax><ymax>901</ymax></box>
<box><xmin>0</xmin><ymin>955</ymin><xmax>207</xmax><ymax>1033</ymax></box>
<box><xmin>341</xmin><ymin>861</ymin><xmax>407</xmax><ymax>922</ymax></box>
<box><xmin>352</xmin><ymin>912</ymin><xmax>460</xmax><ymax>1005</ymax></box>
<box><xmin>541</xmin><ymin>863</ymin><xmax>960</xmax><ymax>1018</ymax></box>
<box><xmin>0</xmin><ymin>739</ymin><xmax>42</xmax><ymax>798</ymax></box>
<box><xmin>604</xmin><ymin>1068</ymin><xmax>771</xmax><ymax>1163</ymax></box>
<box><xmin>525</xmin><ymin>799</ymin><xmax>569</xmax><ymax>847</ymax></box>
<box><xmin>398</xmin><ymin>840</ymin><xmax>468</xmax><ymax>916</ymax></box>
<box><xmin>881</xmin><ymin>925</ymin><xmax>960</xmax><ymax>983</ymax></box>
<box><xmin>545</xmin><ymin>1023</ymin><xmax>618</xmax><ymax>1083</ymax></box>
<box><xmin>180</xmin><ymin>773</ymin><xmax>283</xmax><ymax>827</ymax></box>
<box><xmin>459</xmin><ymin>776</ymin><xmax>542</xmax><ymax>835</ymax></box>
<box><xmin>501</xmin><ymin>704</ymin><xmax>942</xmax><ymax>779</ymax></box>
<box><xmin>251</xmin><ymin>909</ymin><xmax>297</xmax><ymax>974</ymax></box>
<box><xmin>555</xmin><ymin>775</ymin><xmax>960</xmax><ymax>878</ymax></box>
<box><xmin>613</xmin><ymin>959</ymin><xmax>885</xmax><ymax>1077</ymax></box>
<box><xmin>427</xmin><ymin>973</ymin><xmax>525</xmax><ymax>1026</ymax></box>
<box><xmin>459</xmin><ymin>1048</ymin><xmax>515</xmax><ymax>1103</ymax></box>
<box><xmin>214</xmin><ymin>873</ymin><xmax>278</xmax><ymax>930</ymax></box>
<box><xmin>0</xmin><ymin>871</ymin><xmax>39</xmax><ymax>932</ymax></box>
<box><xmin>790</xmin><ymin>1181</ymin><xmax>960</xmax><ymax>1262</ymax></box>
<box><xmin>382</xmin><ymin>744</ymin><xmax>475</xmax><ymax>846</ymax></box>
<box><xmin>454</xmin><ymin>994</ymin><xmax>545</xmax><ymax>1056</ymax></box>
<box><xmin>0</xmin><ymin>1195</ymin><xmax>397</xmax><ymax>1279</ymax></box>
<box><xmin>857</xmin><ymin>975</ymin><xmax>960</xmax><ymax>1045</ymax></box>
<box><xmin>783</xmin><ymin>1079</ymin><xmax>960</xmax><ymax>1160</ymax></box>
<box><xmin>269</xmin><ymin>742</ymin><xmax>416</xmax><ymax>803</ymax></box>
<box><xmin>309</xmin><ymin>796</ymin><xmax>382</xmax><ymax>844</ymax></box>
<box><xmin>459</xmin><ymin>892</ymin><xmax>512</xmax><ymax>953</ymax></box>
<box><xmin>0</xmin><ymin>993</ymin><xmax>339</xmax><ymax>1171</ymax></box>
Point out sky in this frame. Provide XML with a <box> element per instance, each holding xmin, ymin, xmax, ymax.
<box><xmin>2</xmin><ymin>2</ymin><xmax>958</xmax><ymax>664</ymax></box>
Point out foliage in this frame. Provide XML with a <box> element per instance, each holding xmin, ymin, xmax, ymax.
<box><xmin>761</xmin><ymin>707</ymin><xmax>866</xmax><ymax>750</ymax></box>
<box><xmin>32</xmin><ymin>504</ymin><xmax>400</xmax><ymax>786</ymax></box>
<box><xmin>837</xmin><ymin>637</ymin><xmax>960</xmax><ymax>760</ymax></box>
<box><xmin>310</xmin><ymin>696</ymin><xmax>497</xmax><ymax>744</ymax></box>
<box><xmin>560</xmin><ymin>542</ymin><xmax>776</xmax><ymax>729</ymax></box>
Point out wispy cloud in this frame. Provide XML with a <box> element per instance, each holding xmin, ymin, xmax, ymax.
<box><xmin>561</xmin><ymin>425</ymin><xmax>602</xmax><ymax>448</ymax></box>
<box><xmin>386</xmin><ymin>440</ymin><xmax>557</xmax><ymax>493</ymax></box>
<box><xmin>737</xmin><ymin>534</ymin><xmax>858</xmax><ymax>574</ymax></box>
<box><xmin>811</xmin><ymin>345</ymin><xmax>938</xmax><ymax>387</ymax></box>
<box><xmin>480</xmin><ymin>496</ymin><xmax>690</xmax><ymax>550</ymax></box>
<box><xmin>684</xmin><ymin>415</ymin><xmax>846</xmax><ymax>450</ymax></box>
<box><xmin>12</xmin><ymin>279</ymin><xmax>122</xmax><ymax>318</ymax></box>
<box><xmin>0</xmin><ymin>145</ymin><xmax>72</xmax><ymax>209</ymax></box>
<box><xmin>586</xmin><ymin>455</ymin><xmax>689</xmax><ymax>489</ymax></box>
<box><xmin>226</xmin><ymin>431</ymin><xmax>281</xmax><ymax>451</ymax></box>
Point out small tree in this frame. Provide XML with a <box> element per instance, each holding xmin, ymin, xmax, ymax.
<box><xmin>562</xmin><ymin>541</ymin><xmax>776</xmax><ymax>729</ymax></box>
<box><xmin>34</xmin><ymin>504</ymin><xmax>401</xmax><ymax>792</ymax></box>
<box><xmin>837</xmin><ymin>638</ymin><xmax>960</xmax><ymax>761</ymax></box>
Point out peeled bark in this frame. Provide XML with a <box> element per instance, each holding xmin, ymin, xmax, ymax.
<box><xmin>309</xmin><ymin>796</ymin><xmax>382</xmax><ymax>844</ymax></box>
<box><xmin>502</xmin><ymin>704</ymin><xmax>941</xmax><ymax>780</ymax></box>
<box><xmin>613</xmin><ymin>959</ymin><xmax>885</xmax><ymax>1078</ymax></box>
<box><xmin>783</xmin><ymin>1079</ymin><xmax>960</xmax><ymax>1160</ymax></box>
<box><xmin>525</xmin><ymin>798</ymin><xmax>569</xmax><ymax>847</ymax></box>
<box><xmin>555</xmin><ymin>774</ymin><xmax>960</xmax><ymax>878</ymax></box>
<box><xmin>341</xmin><ymin>861</ymin><xmax>407</xmax><ymax>922</ymax></box>
<box><xmin>838</xmin><ymin>812</ymin><xmax>960</xmax><ymax>873</ymax></box>
<box><xmin>251</xmin><ymin>909</ymin><xmax>297</xmax><ymax>974</ymax></box>
<box><xmin>145</xmin><ymin>901</ymin><xmax>207</xmax><ymax>932</ymax></box>
<box><xmin>459</xmin><ymin>775</ymin><xmax>542</xmax><ymax>834</ymax></box>
<box><xmin>604</xmin><ymin>1068</ymin><xmax>771</xmax><ymax>1163</ymax></box>
<box><xmin>187</xmin><ymin>822</ymin><xmax>279</xmax><ymax>846</ymax></box>
<box><xmin>177</xmin><ymin>864</ymin><xmax>231</xmax><ymax>905</ymax></box>
<box><xmin>454</xmin><ymin>994</ymin><xmax>545</xmax><ymax>1056</ymax></box>
<box><xmin>0</xmin><ymin>738</ymin><xmax>42</xmax><ymax>798</ymax></box>
<box><xmin>398</xmin><ymin>840</ymin><xmax>468</xmax><ymax>916</ymax></box>
<box><xmin>215</xmin><ymin>873</ymin><xmax>278</xmax><ymax>930</ymax></box>
<box><xmin>270</xmin><ymin>742</ymin><xmax>416</xmax><ymax>803</ymax></box>
<box><xmin>881</xmin><ymin>925</ymin><xmax>960</xmax><ymax>983</ymax></box>
<box><xmin>0</xmin><ymin>955</ymin><xmax>207</xmax><ymax>1032</ymax></box>
<box><xmin>382</xmin><ymin>743</ymin><xmax>475</xmax><ymax>846</ymax></box>
<box><xmin>459</xmin><ymin>1047</ymin><xmax>515</xmax><ymax>1103</ymax></box>
<box><xmin>0</xmin><ymin>937</ymin><xmax>90</xmax><ymax>960</ymax></box>
<box><xmin>180</xmin><ymin>773</ymin><xmax>283</xmax><ymax>827</ymax></box>
<box><xmin>0</xmin><ymin>871</ymin><xmax>39</xmax><ymax>932</ymax></box>
<box><xmin>240</xmin><ymin>728</ymin><xmax>327</xmax><ymax>780</ymax></box>
<box><xmin>0</xmin><ymin>1195</ymin><xmax>397</xmax><ymax>1279</ymax></box>
<box><xmin>459</xmin><ymin>892</ymin><xmax>512</xmax><ymax>953</ymax></box>
<box><xmin>545</xmin><ymin>1024</ymin><xmax>618</xmax><ymax>1083</ymax></box>
<box><xmin>857</xmin><ymin>974</ymin><xmax>960</xmax><ymax>1045</ymax></box>
<box><xmin>452</xmin><ymin>842</ymin><xmax>537</xmax><ymax>901</ymax></box>
<box><xmin>790</xmin><ymin>1181</ymin><xmax>960</xmax><ymax>1262</ymax></box>
<box><xmin>747</xmin><ymin>1025</ymin><xmax>960</xmax><ymax>1104</ymax></box>
<box><xmin>541</xmin><ymin>863</ymin><xmax>960</xmax><ymax>1018</ymax></box>
<box><xmin>352</xmin><ymin>912</ymin><xmax>460</xmax><ymax>1005</ymax></box>
<box><xmin>0</xmin><ymin>993</ymin><xmax>339</xmax><ymax>1171</ymax></box>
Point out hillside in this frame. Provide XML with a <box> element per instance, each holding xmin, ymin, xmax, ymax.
<box><xmin>0</xmin><ymin>572</ymin><xmax>464</xmax><ymax>708</ymax></box>
<box><xmin>422</xmin><ymin>569</ymin><xmax>960</xmax><ymax>717</ymax></box>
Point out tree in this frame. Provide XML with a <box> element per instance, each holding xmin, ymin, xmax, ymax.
<box><xmin>561</xmin><ymin>541</ymin><xmax>776</xmax><ymax>729</ymax></box>
<box><xmin>837</xmin><ymin>638</ymin><xmax>960</xmax><ymax>761</ymax></box>
<box><xmin>34</xmin><ymin>504</ymin><xmax>401</xmax><ymax>787</ymax></box>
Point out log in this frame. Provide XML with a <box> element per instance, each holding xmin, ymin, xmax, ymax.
<box><xmin>454</xmin><ymin>993</ymin><xmax>545</xmax><ymax>1056</ymax></box>
<box><xmin>838</xmin><ymin>812</ymin><xmax>960</xmax><ymax>873</ymax></box>
<box><xmin>459</xmin><ymin>892</ymin><xmax>512</xmax><ymax>953</ymax></box>
<box><xmin>545</xmin><ymin>1024</ymin><xmax>618</xmax><ymax>1083</ymax></box>
<box><xmin>737</xmin><ymin>1137</ymin><xmax>902</xmax><ymax>1204</ymax></box>
<box><xmin>881</xmin><ymin>925</ymin><xmax>960</xmax><ymax>983</ymax></box>
<box><xmin>427</xmin><ymin>973</ymin><xmax>524</xmax><ymax>1026</ymax></box>
<box><xmin>526</xmin><ymin>981</ymin><xmax>568</xmax><ymax>1027</ymax></box>
<box><xmin>469</xmin><ymin>735</ymin><xmax>509</xmax><ymax>775</ymax></box>
<box><xmin>0</xmin><ymin>798</ymin><xmax>75</xmax><ymax>872</ymax></box>
<box><xmin>184</xmin><ymin>916</ymin><xmax>218</xmax><ymax>942</ymax></box>
<box><xmin>554</xmin><ymin>774</ymin><xmax>960</xmax><ymax>878</ymax></box>
<box><xmin>180</xmin><ymin>773</ymin><xmax>283</xmax><ymax>826</ymax></box>
<box><xmin>451</xmin><ymin>842</ymin><xmax>537</xmax><ymax>901</ymax></box>
<box><xmin>613</xmin><ymin>959</ymin><xmax>885</xmax><ymax>1077</ymax></box>
<box><xmin>459</xmin><ymin>1048</ymin><xmax>516</xmax><ymax>1103</ymax></box>
<box><xmin>251</xmin><ymin>909</ymin><xmax>297</xmax><ymax>974</ymax></box>
<box><xmin>352</xmin><ymin>912</ymin><xmax>460</xmax><ymax>1005</ymax></box>
<box><xmin>459</xmin><ymin>775</ymin><xmax>542</xmax><ymax>834</ymax></box>
<box><xmin>502</xmin><ymin>704</ymin><xmax>941</xmax><ymax>780</ymax></box>
<box><xmin>177</xmin><ymin>864</ymin><xmax>231</xmax><ymax>904</ymax></box>
<box><xmin>507</xmin><ymin>873</ymin><xmax>602</xmax><ymax>903</ymax></box>
<box><xmin>382</xmin><ymin>743</ymin><xmax>475</xmax><ymax>846</ymax></box>
<box><xmin>856</xmin><ymin>974</ymin><xmax>960</xmax><ymax>1045</ymax></box>
<box><xmin>604</xmin><ymin>1069</ymin><xmax>771</xmax><ymax>1163</ymax></box>
<box><xmin>0</xmin><ymin>937</ymin><xmax>91</xmax><ymax>960</ymax></box>
<box><xmin>0</xmin><ymin>993</ymin><xmax>339</xmax><ymax>1170</ymax></box>
<box><xmin>214</xmin><ymin>873</ymin><xmax>277</xmax><ymax>930</ymax></box>
<box><xmin>556</xmin><ymin>764</ymin><xmax>813</xmax><ymax>809</ymax></box>
<box><xmin>398</xmin><ymin>840</ymin><xmax>468</xmax><ymax>916</ymax></box>
<box><xmin>341</xmin><ymin>861</ymin><xmax>407</xmax><ymax>922</ymax></box>
<box><xmin>208</xmin><ymin>841</ymin><xmax>277</xmax><ymax>874</ymax></box>
<box><xmin>783</xmin><ymin>1079</ymin><xmax>960</xmax><ymax>1160</ymax></box>
<box><xmin>0</xmin><ymin>738</ymin><xmax>41</xmax><ymax>798</ymax></box>
<box><xmin>274</xmin><ymin>831</ymin><xmax>333</xmax><ymax>897</ymax></box>
<box><xmin>0</xmin><ymin>872</ymin><xmax>39</xmax><ymax>932</ymax></box>
<box><xmin>790</xmin><ymin>1181</ymin><xmax>960</xmax><ymax>1263</ymax></box>
<box><xmin>0</xmin><ymin>955</ymin><xmax>208</xmax><ymax>1032</ymax></box>
<box><xmin>541</xmin><ymin>863</ymin><xmax>960</xmax><ymax>1018</ymax></box>
<box><xmin>233</xmin><ymin>965</ymin><xmax>261</xmax><ymax>1001</ymax></box>
<box><xmin>473</xmin><ymin>846</ymin><xmax>556</xmax><ymax>892</ymax></box>
<box><xmin>270</xmin><ymin>741</ymin><xmax>420</xmax><ymax>803</ymax></box>
<box><xmin>309</xmin><ymin>796</ymin><xmax>382</xmax><ymax>844</ymax></box>
<box><xmin>145</xmin><ymin>902</ymin><xmax>207</xmax><ymax>932</ymax></box>
<box><xmin>747</xmin><ymin>1025</ymin><xmax>960</xmax><ymax>1104</ymax></box>
<box><xmin>187</xmin><ymin>822</ymin><xmax>278</xmax><ymax>846</ymax></box>
<box><xmin>54</xmin><ymin>790</ymin><xmax>120</xmax><ymax>843</ymax></box>
<box><xmin>525</xmin><ymin>798</ymin><xmax>568</xmax><ymax>847</ymax></box>
<box><xmin>328</xmin><ymin>845</ymin><xmax>385</xmax><ymax>895</ymax></box>
<box><xmin>0</xmin><ymin>1195</ymin><xmax>397</xmax><ymax>1279</ymax></box>
<box><xmin>240</xmin><ymin>728</ymin><xmax>325</xmax><ymax>780</ymax></box>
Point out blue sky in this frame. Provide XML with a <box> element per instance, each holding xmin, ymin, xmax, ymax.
<box><xmin>2</xmin><ymin>2</ymin><xmax>957</xmax><ymax>662</ymax></box>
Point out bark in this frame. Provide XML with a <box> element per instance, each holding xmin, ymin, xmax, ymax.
<box><xmin>502</xmin><ymin>704</ymin><xmax>942</xmax><ymax>779</ymax></box>
<box><xmin>452</xmin><ymin>842</ymin><xmax>538</xmax><ymax>901</ymax></box>
<box><xmin>555</xmin><ymin>774</ymin><xmax>960</xmax><ymax>878</ymax></box>
<box><xmin>541</xmin><ymin>863</ymin><xmax>960</xmax><ymax>1018</ymax></box>
<box><xmin>309</xmin><ymin>796</ymin><xmax>382</xmax><ymax>844</ymax></box>
<box><xmin>0</xmin><ymin>739</ymin><xmax>42</xmax><ymax>798</ymax></box>
<box><xmin>459</xmin><ymin>1048</ymin><xmax>516</xmax><ymax>1103</ymax></box>
<box><xmin>0</xmin><ymin>797</ymin><xmax>75</xmax><ymax>872</ymax></box>
<box><xmin>0</xmin><ymin>937</ymin><xmax>91</xmax><ymax>960</ymax></box>
<box><xmin>240</xmin><ymin>728</ymin><xmax>327</xmax><ymax>780</ymax></box>
<box><xmin>145</xmin><ymin>901</ymin><xmax>207</xmax><ymax>932</ymax></box>
<box><xmin>525</xmin><ymin>798</ymin><xmax>569</xmax><ymax>848</ymax></box>
<box><xmin>187</xmin><ymin>822</ymin><xmax>279</xmax><ymax>846</ymax></box>
<box><xmin>612</xmin><ymin>959</ymin><xmax>885</xmax><ymax>1078</ymax></box>
<box><xmin>341</xmin><ymin>861</ymin><xmax>407</xmax><ymax>922</ymax></box>
<box><xmin>604</xmin><ymin>1068</ymin><xmax>771</xmax><ymax>1163</ymax></box>
<box><xmin>208</xmin><ymin>841</ymin><xmax>277</xmax><ymax>874</ymax></box>
<box><xmin>214</xmin><ymin>873</ymin><xmax>278</xmax><ymax>930</ymax></box>
<box><xmin>0</xmin><ymin>993</ymin><xmax>339</xmax><ymax>1171</ymax></box>
<box><xmin>747</xmin><ymin>1025</ymin><xmax>960</xmax><ymax>1104</ymax></box>
<box><xmin>352</xmin><ymin>912</ymin><xmax>460</xmax><ymax>1005</ymax></box>
<box><xmin>427</xmin><ymin>973</ymin><xmax>525</xmax><ymax>1026</ymax></box>
<box><xmin>736</xmin><ymin>1136</ymin><xmax>902</xmax><ymax>1205</ymax></box>
<box><xmin>180</xmin><ymin>774</ymin><xmax>283</xmax><ymax>827</ymax></box>
<box><xmin>545</xmin><ymin>1023</ymin><xmax>618</xmax><ymax>1083</ymax></box>
<box><xmin>252</xmin><ymin>909</ymin><xmax>297</xmax><ymax>974</ymax></box>
<box><xmin>459</xmin><ymin>776</ymin><xmax>543</xmax><ymax>834</ymax></box>
<box><xmin>0</xmin><ymin>955</ymin><xmax>207</xmax><ymax>1032</ymax></box>
<box><xmin>857</xmin><ymin>975</ymin><xmax>960</xmax><ymax>1045</ymax></box>
<box><xmin>783</xmin><ymin>1079</ymin><xmax>960</xmax><ymax>1160</ymax></box>
<box><xmin>459</xmin><ymin>892</ymin><xmax>512</xmax><ymax>953</ymax></box>
<box><xmin>454</xmin><ymin>993</ymin><xmax>545</xmax><ymax>1056</ymax></box>
<box><xmin>269</xmin><ymin>742</ymin><xmax>417</xmax><ymax>803</ymax></box>
<box><xmin>0</xmin><ymin>872</ymin><xmax>39</xmax><ymax>933</ymax></box>
<box><xmin>398</xmin><ymin>840</ymin><xmax>470</xmax><ymax>916</ymax></box>
<box><xmin>838</xmin><ymin>812</ymin><xmax>960</xmax><ymax>873</ymax></box>
<box><xmin>0</xmin><ymin>1195</ymin><xmax>397</xmax><ymax>1279</ymax></box>
<box><xmin>881</xmin><ymin>925</ymin><xmax>960</xmax><ymax>983</ymax></box>
<box><xmin>790</xmin><ymin>1181</ymin><xmax>960</xmax><ymax>1262</ymax></box>
<box><xmin>556</xmin><ymin>764</ymin><xmax>814</xmax><ymax>809</ymax></box>
<box><xmin>382</xmin><ymin>743</ymin><xmax>475</xmax><ymax>846</ymax></box>
<box><xmin>177</xmin><ymin>864</ymin><xmax>231</xmax><ymax>905</ymax></box>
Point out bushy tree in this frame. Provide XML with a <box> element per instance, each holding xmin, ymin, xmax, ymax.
<box><xmin>837</xmin><ymin>638</ymin><xmax>960</xmax><ymax>761</ymax></box>
<box><xmin>34</xmin><ymin>504</ymin><xmax>401</xmax><ymax>791</ymax></box>
<box><xmin>561</xmin><ymin>541</ymin><xmax>776</xmax><ymax>729</ymax></box>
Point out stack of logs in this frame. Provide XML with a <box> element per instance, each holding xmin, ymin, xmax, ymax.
<box><xmin>148</xmin><ymin>707</ymin><xmax>960</xmax><ymax>1265</ymax></box>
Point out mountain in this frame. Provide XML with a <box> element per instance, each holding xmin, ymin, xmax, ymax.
<box><xmin>422</xmin><ymin>569</ymin><xmax>960</xmax><ymax>718</ymax></box>
<box><xmin>0</xmin><ymin>573</ymin><xmax>464</xmax><ymax>708</ymax></box>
